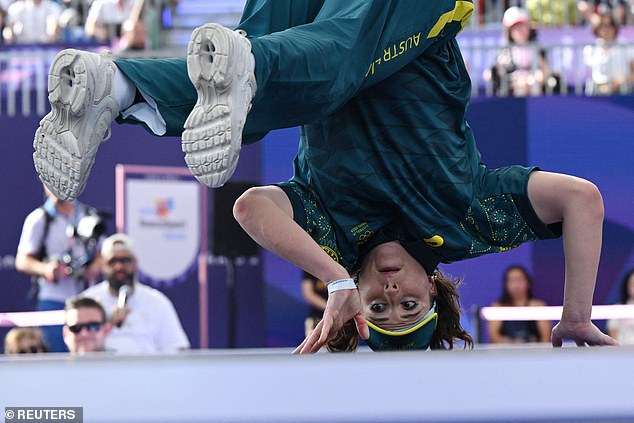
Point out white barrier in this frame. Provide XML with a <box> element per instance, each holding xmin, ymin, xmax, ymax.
<box><xmin>4</xmin><ymin>303</ymin><xmax>632</xmax><ymax>330</ymax></box>
<box><xmin>0</xmin><ymin>310</ymin><xmax>65</xmax><ymax>327</ymax></box>
<box><xmin>1</xmin><ymin>347</ymin><xmax>634</xmax><ymax>422</ymax></box>
<box><xmin>480</xmin><ymin>304</ymin><xmax>634</xmax><ymax>321</ymax></box>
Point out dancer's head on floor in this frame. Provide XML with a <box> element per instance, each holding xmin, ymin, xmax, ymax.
<box><xmin>327</xmin><ymin>241</ymin><xmax>473</xmax><ymax>352</ymax></box>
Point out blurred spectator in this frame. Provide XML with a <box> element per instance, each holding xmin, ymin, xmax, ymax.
<box><xmin>0</xmin><ymin>0</ymin><xmax>12</xmax><ymax>43</ymax></box>
<box><xmin>63</xmin><ymin>296</ymin><xmax>111</xmax><ymax>354</ymax></box>
<box><xmin>85</xmin><ymin>0</ymin><xmax>143</xmax><ymax>48</ymax></box>
<box><xmin>62</xmin><ymin>0</ymin><xmax>92</xmax><ymax>24</ymax></box>
<box><xmin>607</xmin><ymin>270</ymin><xmax>634</xmax><ymax>344</ymax></box>
<box><xmin>3</xmin><ymin>0</ymin><xmax>61</xmax><ymax>43</ymax></box>
<box><xmin>488</xmin><ymin>7</ymin><xmax>560</xmax><ymax>96</ymax></box>
<box><xmin>142</xmin><ymin>0</ymin><xmax>164</xmax><ymax>49</ymax></box>
<box><xmin>4</xmin><ymin>327</ymin><xmax>48</xmax><ymax>354</ymax></box>
<box><xmin>80</xmin><ymin>233</ymin><xmax>190</xmax><ymax>353</ymax></box>
<box><xmin>16</xmin><ymin>186</ymin><xmax>104</xmax><ymax>352</ymax></box>
<box><xmin>300</xmin><ymin>271</ymin><xmax>327</xmax><ymax>337</ymax></box>
<box><xmin>58</xmin><ymin>2</ymin><xmax>87</xmax><ymax>43</ymax></box>
<box><xmin>488</xmin><ymin>265</ymin><xmax>551</xmax><ymax>344</ymax></box>
<box><xmin>583</xmin><ymin>12</ymin><xmax>634</xmax><ymax>95</ymax></box>
<box><xmin>526</xmin><ymin>0</ymin><xmax>577</xmax><ymax>26</ymax></box>
<box><xmin>578</xmin><ymin>0</ymin><xmax>627</xmax><ymax>26</ymax></box>
<box><xmin>118</xmin><ymin>0</ymin><xmax>146</xmax><ymax>50</ymax></box>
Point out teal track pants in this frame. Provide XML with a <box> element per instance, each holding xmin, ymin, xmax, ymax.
<box><xmin>115</xmin><ymin>0</ymin><xmax>473</xmax><ymax>140</ymax></box>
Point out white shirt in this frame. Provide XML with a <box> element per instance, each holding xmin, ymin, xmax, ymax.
<box><xmin>584</xmin><ymin>40</ymin><xmax>634</xmax><ymax>87</ymax></box>
<box><xmin>81</xmin><ymin>281</ymin><xmax>190</xmax><ymax>353</ymax></box>
<box><xmin>0</xmin><ymin>0</ymin><xmax>14</xmax><ymax>11</ymax></box>
<box><xmin>86</xmin><ymin>0</ymin><xmax>134</xmax><ymax>25</ymax></box>
<box><xmin>7</xmin><ymin>0</ymin><xmax>61</xmax><ymax>43</ymax></box>
<box><xmin>17</xmin><ymin>204</ymin><xmax>92</xmax><ymax>302</ymax></box>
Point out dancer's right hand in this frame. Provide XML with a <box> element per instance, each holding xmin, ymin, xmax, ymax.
<box><xmin>293</xmin><ymin>288</ymin><xmax>369</xmax><ymax>354</ymax></box>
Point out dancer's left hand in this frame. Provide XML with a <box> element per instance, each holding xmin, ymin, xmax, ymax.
<box><xmin>551</xmin><ymin>320</ymin><xmax>618</xmax><ymax>347</ymax></box>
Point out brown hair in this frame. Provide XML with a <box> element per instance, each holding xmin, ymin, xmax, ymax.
<box><xmin>591</xmin><ymin>12</ymin><xmax>619</xmax><ymax>38</ymax></box>
<box><xmin>65</xmin><ymin>296</ymin><xmax>107</xmax><ymax>324</ymax></box>
<box><xmin>429</xmin><ymin>270</ymin><xmax>473</xmax><ymax>349</ymax></box>
<box><xmin>326</xmin><ymin>269</ymin><xmax>473</xmax><ymax>352</ymax></box>
<box><xmin>327</xmin><ymin>320</ymin><xmax>360</xmax><ymax>352</ymax></box>
<box><xmin>497</xmin><ymin>265</ymin><xmax>535</xmax><ymax>306</ymax></box>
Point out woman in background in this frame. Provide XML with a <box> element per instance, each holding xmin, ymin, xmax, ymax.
<box><xmin>4</xmin><ymin>327</ymin><xmax>49</xmax><ymax>355</ymax></box>
<box><xmin>583</xmin><ymin>12</ymin><xmax>634</xmax><ymax>95</ymax></box>
<box><xmin>488</xmin><ymin>265</ymin><xmax>551</xmax><ymax>343</ymax></box>
<box><xmin>490</xmin><ymin>6</ymin><xmax>559</xmax><ymax>96</ymax></box>
<box><xmin>607</xmin><ymin>270</ymin><xmax>634</xmax><ymax>344</ymax></box>
<box><xmin>300</xmin><ymin>271</ymin><xmax>327</xmax><ymax>338</ymax></box>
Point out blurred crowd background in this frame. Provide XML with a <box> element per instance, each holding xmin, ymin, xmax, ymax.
<box><xmin>2</xmin><ymin>0</ymin><xmax>634</xmax><ymax>96</ymax></box>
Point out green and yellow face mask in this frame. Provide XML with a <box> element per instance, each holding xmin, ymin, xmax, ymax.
<box><xmin>365</xmin><ymin>302</ymin><xmax>438</xmax><ymax>351</ymax></box>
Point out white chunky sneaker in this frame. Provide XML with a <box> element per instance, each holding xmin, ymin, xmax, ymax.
<box><xmin>33</xmin><ymin>49</ymin><xmax>119</xmax><ymax>201</ymax></box>
<box><xmin>183</xmin><ymin>23</ymin><xmax>256</xmax><ymax>188</ymax></box>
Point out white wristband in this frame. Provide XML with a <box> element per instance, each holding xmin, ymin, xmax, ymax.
<box><xmin>327</xmin><ymin>278</ymin><xmax>357</xmax><ymax>294</ymax></box>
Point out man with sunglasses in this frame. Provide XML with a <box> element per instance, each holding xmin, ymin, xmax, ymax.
<box><xmin>63</xmin><ymin>296</ymin><xmax>111</xmax><ymax>354</ymax></box>
<box><xmin>79</xmin><ymin>234</ymin><xmax>190</xmax><ymax>353</ymax></box>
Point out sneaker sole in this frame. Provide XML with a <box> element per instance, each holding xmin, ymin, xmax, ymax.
<box><xmin>33</xmin><ymin>49</ymin><xmax>116</xmax><ymax>200</ymax></box>
<box><xmin>183</xmin><ymin>24</ymin><xmax>254</xmax><ymax>188</ymax></box>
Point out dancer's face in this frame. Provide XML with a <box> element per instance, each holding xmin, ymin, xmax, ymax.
<box><xmin>357</xmin><ymin>242</ymin><xmax>436</xmax><ymax>329</ymax></box>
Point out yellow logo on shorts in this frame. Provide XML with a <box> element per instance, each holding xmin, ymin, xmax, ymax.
<box><xmin>423</xmin><ymin>235</ymin><xmax>444</xmax><ymax>247</ymax></box>
<box><xmin>320</xmin><ymin>245</ymin><xmax>341</xmax><ymax>263</ymax></box>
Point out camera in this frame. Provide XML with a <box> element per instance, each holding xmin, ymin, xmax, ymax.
<box><xmin>60</xmin><ymin>210</ymin><xmax>108</xmax><ymax>280</ymax></box>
